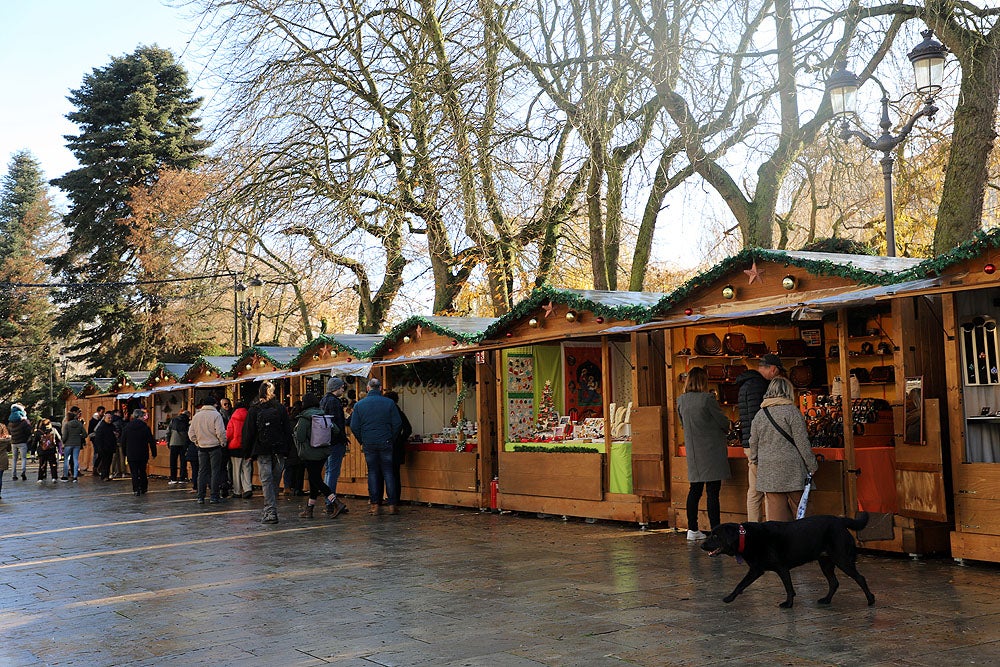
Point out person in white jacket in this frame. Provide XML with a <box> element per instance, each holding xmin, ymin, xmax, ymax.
<box><xmin>189</xmin><ymin>398</ymin><xmax>227</xmax><ymax>504</ymax></box>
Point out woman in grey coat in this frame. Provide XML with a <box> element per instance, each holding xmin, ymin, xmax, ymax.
<box><xmin>749</xmin><ymin>377</ymin><xmax>818</xmax><ymax>521</ymax></box>
<box><xmin>676</xmin><ymin>367</ymin><xmax>731</xmax><ymax>540</ymax></box>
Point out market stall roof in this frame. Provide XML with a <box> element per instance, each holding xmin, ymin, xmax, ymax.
<box><xmin>289</xmin><ymin>333</ymin><xmax>384</xmax><ymax>367</ymax></box>
<box><xmin>231</xmin><ymin>346</ymin><xmax>300</xmax><ymax>374</ymax></box>
<box><xmin>369</xmin><ymin>315</ymin><xmax>498</xmax><ymax>358</ymax></box>
<box><xmin>482</xmin><ymin>285</ymin><xmax>668</xmax><ymax>339</ymax></box>
<box><xmin>117</xmin><ymin>370</ymin><xmax>152</xmax><ymax>388</ymax></box>
<box><xmin>143</xmin><ymin>362</ymin><xmax>193</xmax><ymax>387</ymax></box>
<box><xmin>181</xmin><ymin>356</ymin><xmax>238</xmax><ymax>382</ymax></box>
<box><xmin>601</xmin><ymin>277</ymin><xmax>944</xmax><ymax>333</ymax></box>
<box><xmin>66</xmin><ymin>381</ymin><xmax>88</xmax><ymax>397</ymax></box>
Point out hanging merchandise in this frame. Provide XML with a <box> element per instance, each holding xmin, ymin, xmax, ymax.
<box><xmin>564</xmin><ymin>345</ymin><xmax>603</xmax><ymax>419</ymax></box>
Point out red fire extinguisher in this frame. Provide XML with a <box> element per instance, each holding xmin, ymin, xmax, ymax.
<box><xmin>490</xmin><ymin>476</ymin><xmax>499</xmax><ymax>510</ymax></box>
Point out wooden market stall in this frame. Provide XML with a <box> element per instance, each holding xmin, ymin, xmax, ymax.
<box><xmin>367</xmin><ymin>316</ymin><xmax>496</xmax><ymax>508</ymax></box>
<box><xmin>647</xmin><ymin>249</ymin><xmax>951</xmax><ymax>554</ymax></box>
<box><xmin>475</xmin><ymin>287</ymin><xmax>671</xmax><ymax>527</ymax></box>
<box><xmin>142</xmin><ymin>362</ymin><xmax>195</xmax><ymax>478</ymax></box>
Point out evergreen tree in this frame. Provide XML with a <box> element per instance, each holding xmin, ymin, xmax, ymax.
<box><xmin>50</xmin><ymin>45</ymin><xmax>210</xmax><ymax>373</ymax></box>
<box><xmin>0</xmin><ymin>151</ymin><xmax>59</xmax><ymax>416</ymax></box>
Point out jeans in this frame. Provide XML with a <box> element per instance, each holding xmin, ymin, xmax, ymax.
<box><xmin>63</xmin><ymin>445</ymin><xmax>82</xmax><ymax>478</ymax></box>
<box><xmin>197</xmin><ymin>447</ymin><xmax>224</xmax><ymax>500</ymax></box>
<box><xmin>303</xmin><ymin>459</ymin><xmax>332</xmax><ymax>500</ymax></box>
<box><xmin>324</xmin><ymin>443</ymin><xmax>347</xmax><ymax>496</ymax></box>
<box><xmin>686</xmin><ymin>480</ymin><xmax>722</xmax><ymax>532</ymax></box>
<box><xmin>0</xmin><ymin>470</ymin><xmax>4</xmax><ymax>495</ymax></box>
<box><xmin>169</xmin><ymin>445</ymin><xmax>188</xmax><ymax>481</ymax></box>
<box><xmin>12</xmin><ymin>442</ymin><xmax>27</xmax><ymax>476</ymax></box>
<box><xmin>257</xmin><ymin>454</ymin><xmax>285</xmax><ymax>514</ymax></box>
<box><xmin>230</xmin><ymin>455</ymin><xmax>253</xmax><ymax>495</ymax></box>
<box><xmin>363</xmin><ymin>442</ymin><xmax>397</xmax><ymax>506</ymax></box>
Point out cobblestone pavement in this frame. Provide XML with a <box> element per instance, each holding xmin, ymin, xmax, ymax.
<box><xmin>1</xmin><ymin>475</ymin><xmax>999</xmax><ymax>666</ymax></box>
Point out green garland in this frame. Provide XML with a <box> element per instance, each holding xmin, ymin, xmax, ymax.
<box><xmin>905</xmin><ymin>226</ymin><xmax>1000</xmax><ymax>279</ymax></box>
<box><xmin>288</xmin><ymin>334</ymin><xmax>372</xmax><ymax>367</ymax></box>
<box><xmin>141</xmin><ymin>362</ymin><xmax>183</xmax><ymax>388</ymax></box>
<box><xmin>181</xmin><ymin>356</ymin><xmax>232</xmax><ymax>382</ymax></box>
<box><xmin>512</xmin><ymin>445</ymin><xmax>601</xmax><ymax>453</ymax></box>
<box><xmin>368</xmin><ymin>315</ymin><xmax>485</xmax><ymax>358</ymax></box>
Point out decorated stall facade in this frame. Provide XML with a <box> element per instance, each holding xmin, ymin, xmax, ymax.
<box><xmin>475</xmin><ymin>287</ymin><xmax>671</xmax><ymax>526</ymax></box>
<box><xmin>650</xmin><ymin>249</ymin><xmax>950</xmax><ymax>554</ymax></box>
<box><xmin>368</xmin><ymin>316</ymin><xmax>495</xmax><ymax>507</ymax></box>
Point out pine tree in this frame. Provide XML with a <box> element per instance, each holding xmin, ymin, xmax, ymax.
<box><xmin>50</xmin><ymin>45</ymin><xmax>210</xmax><ymax>373</ymax></box>
<box><xmin>0</xmin><ymin>151</ymin><xmax>59</xmax><ymax>416</ymax></box>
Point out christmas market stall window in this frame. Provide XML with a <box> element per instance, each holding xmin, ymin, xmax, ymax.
<box><xmin>386</xmin><ymin>357</ymin><xmax>479</xmax><ymax>453</ymax></box>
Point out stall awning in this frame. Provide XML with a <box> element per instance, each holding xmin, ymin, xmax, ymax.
<box><xmin>285</xmin><ymin>362</ymin><xmax>373</xmax><ymax>378</ymax></box>
<box><xmin>374</xmin><ymin>351</ymin><xmax>465</xmax><ymax>366</ymax></box>
<box><xmin>116</xmin><ymin>390</ymin><xmax>153</xmax><ymax>400</ymax></box>
<box><xmin>147</xmin><ymin>383</ymin><xmax>193</xmax><ymax>393</ymax></box>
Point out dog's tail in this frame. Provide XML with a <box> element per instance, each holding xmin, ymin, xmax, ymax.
<box><xmin>843</xmin><ymin>512</ymin><xmax>870</xmax><ymax>532</ymax></box>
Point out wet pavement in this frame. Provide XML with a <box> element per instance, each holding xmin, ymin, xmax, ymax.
<box><xmin>1</xmin><ymin>475</ymin><xmax>999</xmax><ymax>666</ymax></box>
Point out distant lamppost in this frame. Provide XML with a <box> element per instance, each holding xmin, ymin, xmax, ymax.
<box><xmin>826</xmin><ymin>29</ymin><xmax>948</xmax><ymax>257</ymax></box>
<box><xmin>235</xmin><ymin>275</ymin><xmax>265</xmax><ymax>351</ymax></box>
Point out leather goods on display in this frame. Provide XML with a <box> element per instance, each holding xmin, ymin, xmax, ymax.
<box><xmin>705</xmin><ymin>365</ymin><xmax>727</xmax><ymax>382</ymax></box>
<box><xmin>869</xmin><ymin>365</ymin><xmax>895</xmax><ymax>383</ymax></box>
<box><xmin>789</xmin><ymin>363</ymin><xmax>814</xmax><ymax>388</ymax></box>
<box><xmin>718</xmin><ymin>384</ymin><xmax>741</xmax><ymax>406</ymax></box>
<box><xmin>829</xmin><ymin>345</ymin><xmax>839</xmax><ymax>358</ymax></box>
<box><xmin>724</xmin><ymin>364</ymin><xmax>748</xmax><ymax>381</ymax></box>
<box><xmin>850</xmin><ymin>368</ymin><xmax>870</xmax><ymax>383</ymax></box>
<box><xmin>694</xmin><ymin>333</ymin><xmax>722</xmax><ymax>356</ymax></box>
<box><xmin>722</xmin><ymin>332</ymin><xmax>747</xmax><ymax>355</ymax></box>
<box><xmin>776</xmin><ymin>338</ymin><xmax>808</xmax><ymax>357</ymax></box>
<box><xmin>877</xmin><ymin>341</ymin><xmax>893</xmax><ymax>356</ymax></box>
<box><xmin>860</xmin><ymin>342</ymin><xmax>875</xmax><ymax>355</ymax></box>
<box><xmin>744</xmin><ymin>342</ymin><xmax>769</xmax><ymax>358</ymax></box>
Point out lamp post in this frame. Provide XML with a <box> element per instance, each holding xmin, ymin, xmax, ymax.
<box><xmin>236</xmin><ymin>275</ymin><xmax>265</xmax><ymax>351</ymax></box>
<box><xmin>826</xmin><ymin>29</ymin><xmax>948</xmax><ymax>257</ymax></box>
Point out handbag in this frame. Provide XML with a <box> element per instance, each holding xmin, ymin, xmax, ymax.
<box><xmin>788</xmin><ymin>363</ymin><xmax>814</xmax><ymax>388</ymax></box>
<box><xmin>745</xmin><ymin>342</ymin><xmax>769</xmax><ymax>358</ymax></box>
<box><xmin>694</xmin><ymin>333</ymin><xmax>722</xmax><ymax>356</ymax></box>
<box><xmin>776</xmin><ymin>338</ymin><xmax>808</xmax><ymax>357</ymax></box>
<box><xmin>705</xmin><ymin>365</ymin><xmax>727</xmax><ymax>382</ymax></box>
<box><xmin>850</xmin><ymin>368</ymin><xmax>870</xmax><ymax>383</ymax></box>
<box><xmin>724</xmin><ymin>364</ymin><xmax>748</xmax><ymax>381</ymax></box>
<box><xmin>723</xmin><ymin>332</ymin><xmax>747</xmax><ymax>355</ymax></box>
<box><xmin>869</xmin><ymin>365</ymin><xmax>895</xmax><ymax>383</ymax></box>
<box><xmin>718</xmin><ymin>383</ymin><xmax>740</xmax><ymax>405</ymax></box>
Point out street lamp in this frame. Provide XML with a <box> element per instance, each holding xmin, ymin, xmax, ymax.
<box><xmin>236</xmin><ymin>275</ymin><xmax>265</xmax><ymax>350</ymax></box>
<box><xmin>826</xmin><ymin>29</ymin><xmax>948</xmax><ymax>257</ymax></box>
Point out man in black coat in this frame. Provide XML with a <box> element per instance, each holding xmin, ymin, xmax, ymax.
<box><xmin>735</xmin><ymin>353</ymin><xmax>783</xmax><ymax>522</ymax></box>
<box><xmin>122</xmin><ymin>409</ymin><xmax>157</xmax><ymax>495</ymax></box>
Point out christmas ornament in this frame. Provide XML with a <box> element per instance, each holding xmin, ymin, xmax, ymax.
<box><xmin>743</xmin><ymin>261</ymin><xmax>763</xmax><ymax>284</ymax></box>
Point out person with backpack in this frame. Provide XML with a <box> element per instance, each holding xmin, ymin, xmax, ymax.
<box><xmin>190</xmin><ymin>397</ymin><xmax>227</xmax><ymax>504</ymax></box>
<box><xmin>226</xmin><ymin>401</ymin><xmax>253</xmax><ymax>499</ymax></box>
<box><xmin>320</xmin><ymin>377</ymin><xmax>349</xmax><ymax>517</ymax></box>
<box><xmin>293</xmin><ymin>393</ymin><xmax>342</xmax><ymax>518</ymax></box>
<box><xmin>165</xmin><ymin>409</ymin><xmax>192</xmax><ymax>486</ymax></box>
<box><xmin>8</xmin><ymin>403</ymin><xmax>31</xmax><ymax>481</ymax></box>
<box><xmin>33</xmin><ymin>418</ymin><xmax>62</xmax><ymax>483</ymax></box>
<box><xmin>60</xmin><ymin>408</ymin><xmax>86</xmax><ymax>482</ymax></box>
<box><xmin>241</xmin><ymin>380</ymin><xmax>294</xmax><ymax>524</ymax></box>
<box><xmin>348</xmin><ymin>377</ymin><xmax>402</xmax><ymax>515</ymax></box>
<box><xmin>90</xmin><ymin>413</ymin><xmax>117</xmax><ymax>480</ymax></box>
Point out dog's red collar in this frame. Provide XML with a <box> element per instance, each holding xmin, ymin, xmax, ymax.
<box><xmin>738</xmin><ymin>524</ymin><xmax>747</xmax><ymax>554</ymax></box>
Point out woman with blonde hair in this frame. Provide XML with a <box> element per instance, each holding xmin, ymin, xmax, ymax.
<box><xmin>749</xmin><ymin>377</ymin><xmax>818</xmax><ymax>521</ymax></box>
<box><xmin>676</xmin><ymin>367</ymin><xmax>731</xmax><ymax>540</ymax></box>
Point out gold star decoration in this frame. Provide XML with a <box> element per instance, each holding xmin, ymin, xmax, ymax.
<box><xmin>743</xmin><ymin>261</ymin><xmax>763</xmax><ymax>285</ymax></box>
<box><xmin>542</xmin><ymin>301</ymin><xmax>555</xmax><ymax>318</ymax></box>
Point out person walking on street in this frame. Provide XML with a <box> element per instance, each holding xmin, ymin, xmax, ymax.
<box><xmin>33</xmin><ymin>418</ymin><xmax>62</xmax><ymax>483</ymax></box>
<box><xmin>242</xmin><ymin>380</ymin><xmax>293</xmax><ymax>524</ymax></box>
<box><xmin>749</xmin><ymin>377</ymin><xmax>819</xmax><ymax>522</ymax></box>
<box><xmin>61</xmin><ymin>409</ymin><xmax>86</xmax><ymax>481</ymax></box>
<box><xmin>320</xmin><ymin>377</ymin><xmax>349</xmax><ymax>517</ymax></box>
<box><xmin>383</xmin><ymin>391</ymin><xmax>411</xmax><ymax>508</ymax></box>
<box><xmin>121</xmin><ymin>409</ymin><xmax>157</xmax><ymax>495</ymax></box>
<box><xmin>349</xmin><ymin>378</ymin><xmax>402</xmax><ymax>515</ymax></box>
<box><xmin>190</xmin><ymin>398</ymin><xmax>227</xmax><ymax>504</ymax></box>
<box><xmin>9</xmin><ymin>403</ymin><xmax>31</xmax><ymax>481</ymax></box>
<box><xmin>676</xmin><ymin>367</ymin><xmax>731</xmax><ymax>540</ymax></box>
<box><xmin>90</xmin><ymin>413</ymin><xmax>117</xmax><ymax>480</ymax></box>
<box><xmin>166</xmin><ymin>410</ymin><xmax>191</xmax><ymax>485</ymax></box>
<box><xmin>735</xmin><ymin>353</ymin><xmax>783</xmax><ymax>522</ymax></box>
<box><xmin>0</xmin><ymin>423</ymin><xmax>8</xmax><ymax>499</ymax></box>
<box><xmin>109</xmin><ymin>409</ymin><xmax>126</xmax><ymax>479</ymax></box>
<box><xmin>293</xmin><ymin>393</ymin><xmax>341</xmax><ymax>518</ymax></box>
<box><xmin>226</xmin><ymin>401</ymin><xmax>252</xmax><ymax>499</ymax></box>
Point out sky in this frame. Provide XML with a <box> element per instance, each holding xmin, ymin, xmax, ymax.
<box><xmin>0</xmin><ymin>0</ymin><xmax>201</xmax><ymax>184</ymax></box>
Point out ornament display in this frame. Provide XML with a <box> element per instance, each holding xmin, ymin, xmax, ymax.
<box><xmin>534</xmin><ymin>380</ymin><xmax>560</xmax><ymax>434</ymax></box>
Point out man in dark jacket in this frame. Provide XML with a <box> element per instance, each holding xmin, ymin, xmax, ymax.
<box><xmin>736</xmin><ymin>353</ymin><xmax>783</xmax><ymax>522</ymax></box>
<box><xmin>166</xmin><ymin>410</ymin><xmax>191</xmax><ymax>485</ymax></box>
<box><xmin>242</xmin><ymin>380</ymin><xmax>293</xmax><ymax>524</ymax></box>
<box><xmin>121</xmin><ymin>409</ymin><xmax>157</xmax><ymax>495</ymax></box>
<box><xmin>321</xmin><ymin>377</ymin><xmax>349</xmax><ymax>517</ymax></box>
<box><xmin>348</xmin><ymin>378</ymin><xmax>402</xmax><ymax>514</ymax></box>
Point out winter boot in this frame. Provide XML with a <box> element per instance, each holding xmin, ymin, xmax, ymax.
<box><xmin>298</xmin><ymin>503</ymin><xmax>315</xmax><ymax>519</ymax></box>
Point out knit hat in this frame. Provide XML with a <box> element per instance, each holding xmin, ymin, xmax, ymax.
<box><xmin>327</xmin><ymin>377</ymin><xmax>346</xmax><ymax>393</ymax></box>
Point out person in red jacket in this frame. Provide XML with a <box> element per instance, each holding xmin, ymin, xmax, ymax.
<box><xmin>226</xmin><ymin>401</ymin><xmax>252</xmax><ymax>499</ymax></box>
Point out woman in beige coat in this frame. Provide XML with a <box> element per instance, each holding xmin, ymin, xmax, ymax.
<box><xmin>749</xmin><ymin>377</ymin><xmax>818</xmax><ymax>521</ymax></box>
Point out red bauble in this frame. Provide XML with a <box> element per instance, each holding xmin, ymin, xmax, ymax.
<box><xmin>505</xmin><ymin>332</ymin><xmax>513</xmax><ymax>338</ymax></box>
<box><xmin>684</xmin><ymin>308</ymin><xmax>693</xmax><ymax>316</ymax></box>
<box><xmin>986</xmin><ymin>263</ymin><xmax>996</xmax><ymax>275</ymax></box>
<box><xmin>595</xmin><ymin>316</ymin><xmax>605</xmax><ymax>324</ymax></box>
<box><xmin>451</xmin><ymin>340</ymin><xmax>458</xmax><ymax>346</ymax></box>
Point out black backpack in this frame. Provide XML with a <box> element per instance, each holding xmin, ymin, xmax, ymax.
<box><xmin>255</xmin><ymin>404</ymin><xmax>289</xmax><ymax>455</ymax></box>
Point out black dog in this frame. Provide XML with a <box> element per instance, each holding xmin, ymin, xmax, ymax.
<box><xmin>701</xmin><ymin>514</ymin><xmax>876</xmax><ymax>608</ymax></box>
